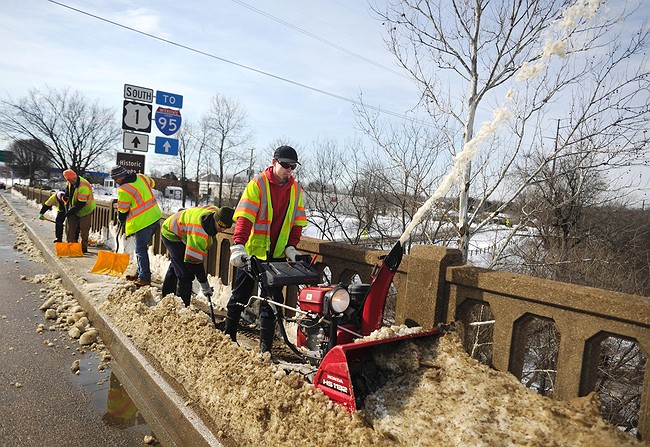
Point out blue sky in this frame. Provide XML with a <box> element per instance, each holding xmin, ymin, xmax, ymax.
<box><xmin>1</xmin><ymin>0</ymin><xmax>648</xmax><ymax>204</ymax></box>
<box><xmin>0</xmin><ymin>0</ymin><xmax>421</xmax><ymax>161</ymax></box>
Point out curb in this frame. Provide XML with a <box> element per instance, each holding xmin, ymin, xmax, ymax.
<box><xmin>2</xmin><ymin>193</ymin><xmax>226</xmax><ymax>447</ymax></box>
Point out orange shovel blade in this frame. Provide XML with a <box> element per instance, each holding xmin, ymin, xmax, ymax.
<box><xmin>90</xmin><ymin>251</ymin><xmax>130</xmax><ymax>276</ymax></box>
<box><xmin>55</xmin><ymin>242</ymin><xmax>84</xmax><ymax>257</ymax></box>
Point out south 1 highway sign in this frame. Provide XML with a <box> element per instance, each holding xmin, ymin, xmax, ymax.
<box><xmin>124</xmin><ymin>84</ymin><xmax>153</xmax><ymax>103</ymax></box>
<box><xmin>122</xmin><ymin>101</ymin><xmax>152</xmax><ymax>133</ymax></box>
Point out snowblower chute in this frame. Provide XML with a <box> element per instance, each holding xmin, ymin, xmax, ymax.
<box><xmin>243</xmin><ymin>240</ymin><xmax>443</xmax><ymax>411</ymax></box>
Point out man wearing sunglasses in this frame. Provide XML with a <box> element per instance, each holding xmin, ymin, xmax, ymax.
<box><xmin>225</xmin><ymin>145</ymin><xmax>308</xmax><ymax>354</ymax></box>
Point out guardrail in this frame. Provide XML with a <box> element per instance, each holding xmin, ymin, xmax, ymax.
<box><xmin>15</xmin><ymin>184</ymin><xmax>649</xmax><ymax>440</ymax></box>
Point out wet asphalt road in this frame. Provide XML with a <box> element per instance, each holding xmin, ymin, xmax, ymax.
<box><xmin>0</xmin><ymin>203</ymin><xmax>149</xmax><ymax>447</ymax></box>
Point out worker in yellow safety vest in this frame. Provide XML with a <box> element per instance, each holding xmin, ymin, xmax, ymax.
<box><xmin>161</xmin><ymin>205</ymin><xmax>235</xmax><ymax>307</ymax></box>
<box><xmin>63</xmin><ymin>169</ymin><xmax>96</xmax><ymax>254</ymax></box>
<box><xmin>38</xmin><ymin>190</ymin><xmax>69</xmax><ymax>242</ymax></box>
<box><xmin>110</xmin><ymin>165</ymin><xmax>162</xmax><ymax>288</ymax></box>
<box><xmin>225</xmin><ymin>145</ymin><xmax>308</xmax><ymax>353</ymax></box>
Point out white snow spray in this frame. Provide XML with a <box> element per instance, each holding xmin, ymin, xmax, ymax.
<box><xmin>398</xmin><ymin>107</ymin><xmax>511</xmax><ymax>245</ymax></box>
<box><xmin>397</xmin><ymin>0</ymin><xmax>601</xmax><ymax>247</ymax></box>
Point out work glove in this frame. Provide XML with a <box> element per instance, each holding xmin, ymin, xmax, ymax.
<box><xmin>284</xmin><ymin>246</ymin><xmax>301</xmax><ymax>262</ymax></box>
<box><xmin>199</xmin><ymin>281</ymin><xmax>213</xmax><ymax>298</ymax></box>
<box><xmin>229</xmin><ymin>244</ymin><xmax>248</xmax><ymax>268</ymax></box>
<box><xmin>38</xmin><ymin>213</ymin><xmax>44</xmax><ymax>220</ymax></box>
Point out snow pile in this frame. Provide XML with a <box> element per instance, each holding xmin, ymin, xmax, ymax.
<box><xmin>363</xmin><ymin>333</ymin><xmax>636</xmax><ymax>446</ymax></box>
<box><xmin>100</xmin><ymin>286</ymin><xmax>383</xmax><ymax>446</ymax></box>
<box><xmin>26</xmin><ymin>272</ymin><xmax>112</xmax><ymax>371</ymax></box>
<box><xmin>100</xmin><ymin>286</ymin><xmax>639</xmax><ymax>447</ymax></box>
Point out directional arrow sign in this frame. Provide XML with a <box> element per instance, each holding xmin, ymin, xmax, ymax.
<box><xmin>155</xmin><ymin>137</ymin><xmax>179</xmax><ymax>156</ymax></box>
<box><xmin>122</xmin><ymin>131</ymin><xmax>149</xmax><ymax>152</ymax></box>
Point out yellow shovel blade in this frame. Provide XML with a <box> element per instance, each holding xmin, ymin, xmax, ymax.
<box><xmin>55</xmin><ymin>242</ymin><xmax>84</xmax><ymax>257</ymax></box>
<box><xmin>90</xmin><ymin>251</ymin><xmax>130</xmax><ymax>276</ymax></box>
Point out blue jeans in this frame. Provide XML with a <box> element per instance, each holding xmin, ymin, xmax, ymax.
<box><xmin>134</xmin><ymin>221</ymin><xmax>159</xmax><ymax>281</ymax></box>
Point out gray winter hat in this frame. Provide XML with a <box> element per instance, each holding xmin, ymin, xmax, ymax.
<box><xmin>110</xmin><ymin>165</ymin><xmax>130</xmax><ymax>180</ymax></box>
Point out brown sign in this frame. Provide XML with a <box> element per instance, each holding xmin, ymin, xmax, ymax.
<box><xmin>116</xmin><ymin>152</ymin><xmax>145</xmax><ymax>173</ymax></box>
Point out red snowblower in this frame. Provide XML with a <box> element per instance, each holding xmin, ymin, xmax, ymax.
<box><xmin>243</xmin><ymin>241</ymin><xmax>441</xmax><ymax>412</ymax></box>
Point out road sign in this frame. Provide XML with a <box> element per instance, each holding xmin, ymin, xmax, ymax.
<box><xmin>154</xmin><ymin>107</ymin><xmax>182</xmax><ymax>136</ymax></box>
<box><xmin>122</xmin><ymin>101</ymin><xmax>152</xmax><ymax>132</ymax></box>
<box><xmin>116</xmin><ymin>152</ymin><xmax>145</xmax><ymax>174</ymax></box>
<box><xmin>155</xmin><ymin>136</ymin><xmax>179</xmax><ymax>156</ymax></box>
<box><xmin>124</xmin><ymin>84</ymin><xmax>153</xmax><ymax>103</ymax></box>
<box><xmin>155</xmin><ymin>90</ymin><xmax>183</xmax><ymax>108</ymax></box>
<box><xmin>122</xmin><ymin>131</ymin><xmax>149</xmax><ymax>152</ymax></box>
<box><xmin>0</xmin><ymin>150</ymin><xmax>12</xmax><ymax>163</ymax></box>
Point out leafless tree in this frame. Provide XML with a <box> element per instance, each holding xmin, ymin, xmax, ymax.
<box><xmin>355</xmin><ymin>101</ymin><xmax>450</xmax><ymax>250</ymax></box>
<box><xmin>371</xmin><ymin>0</ymin><xmax>649</xmax><ymax>263</ymax></box>
<box><xmin>0</xmin><ymin>86</ymin><xmax>119</xmax><ymax>174</ymax></box>
<box><xmin>7</xmin><ymin>139</ymin><xmax>51</xmax><ymax>185</ymax></box>
<box><xmin>302</xmin><ymin>138</ymin><xmax>376</xmax><ymax>244</ymax></box>
<box><xmin>203</xmin><ymin>94</ymin><xmax>253</xmax><ymax>206</ymax></box>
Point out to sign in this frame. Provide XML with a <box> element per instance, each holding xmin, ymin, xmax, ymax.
<box><xmin>116</xmin><ymin>152</ymin><xmax>145</xmax><ymax>174</ymax></box>
<box><xmin>122</xmin><ymin>101</ymin><xmax>152</xmax><ymax>133</ymax></box>
<box><xmin>122</xmin><ymin>131</ymin><xmax>149</xmax><ymax>152</ymax></box>
<box><xmin>156</xmin><ymin>90</ymin><xmax>183</xmax><ymax>108</ymax></box>
<box><xmin>155</xmin><ymin>136</ymin><xmax>179</xmax><ymax>156</ymax></box>
<box><xmin>124</xmin><ymin>84</ymin><xmax>153</xmax><ymax>103</ymax></box>
<box><xmin>155</xmin><ymin>107</ymin><xmax>181</xmax><ymax>136</ymax></box>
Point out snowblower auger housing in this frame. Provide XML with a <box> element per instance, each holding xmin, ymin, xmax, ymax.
<box><xmin>246</xmin><ymin>242</ymin><xmax>443</xmax><ymax>412</ymax></box>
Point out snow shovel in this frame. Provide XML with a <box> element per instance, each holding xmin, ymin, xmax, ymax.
<box><xmin>90</xmin><ymin>223</ymin><xmax>130</xmax><ymax>276</ymax></box>
<box><xmin>55</xmin><ymin>241</ymin><xmax>84</xmax><ymax>257</ymax></box>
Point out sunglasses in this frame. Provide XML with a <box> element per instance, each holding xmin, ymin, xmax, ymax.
<box><xmin>279</xmin><ymin>161</ymin><xmax>297</xmax><ymax>170</ymax></box>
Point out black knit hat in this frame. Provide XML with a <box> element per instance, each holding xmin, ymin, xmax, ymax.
<box><xmin>273</xmin><ymin>145</ymin><xmax>300</xmax><ymax>164</ymax></box>
<box><xmin>110</xmin><ymin>165</ymin><xmax>130</xmax><ymax>180</ymax></box>
<box><xmin>215</xmin><ymin>206</ymin><xmax>235</xmax><ymax>229</ymax></box>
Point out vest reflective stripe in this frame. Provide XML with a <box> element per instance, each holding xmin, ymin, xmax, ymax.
<box><xmin>68</xmin><ymin>176</ymin><xmax>96</xmax><ymax>217</ymax></box>
<box><xmin>44</xmin><ymin>193</ymin><xmax>57</xmax><ymax>207</ymax></box>
<box><xmin>44</xmin><ymin>194</ymin><xmax>66</xmax><ymax>212</ymax></box>
<box><xmin>236</xmin><ymin>172</ymin><xmax>305</xmax><ymax>260</ymax></box>
<box><xmin>161</xmin><ymin>206</ymin><xmax>217</xmax><ymax>264</ymax></box>
<box><xmin>117</xmin><ymin>174</ymin><xmax>162</xmax><ymax>236</ymax></box>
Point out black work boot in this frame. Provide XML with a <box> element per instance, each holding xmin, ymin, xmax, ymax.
<box><xmin>223</xmin><ymin>310</ymin><xmax>241</xmax><ymax>342</ymax></box>
<box><xmin>177</xmin><ymin>281</ymin><xmax>193</xmax><ymax>307</ymax></box>
<box><xmin>259</xmin><ymin>318</ymin><xmax>275</xmax><ymax>354</ymax></box>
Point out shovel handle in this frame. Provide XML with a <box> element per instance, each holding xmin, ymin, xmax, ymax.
<box><xmin>206</xmin><ymin>294</ymin><xmax>217</xmax><ymax>328</ymax></box>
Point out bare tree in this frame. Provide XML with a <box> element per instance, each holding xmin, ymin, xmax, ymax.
<box><xmin>372</xmin><ymin>0</ymin><xmax>649</xmax><ymax>262</ymax></box>
<box><xmin>302</xmin><ymin>138</ymin><xmax>375</xmax><ymax>244</ymax></box>
<box><xmin>203</xmin><ymin>94</ymin><xmax>253</xmax><ymax>206</ymax></box>
<box><xmin>175</xmin><ymin>122</ymin><xmax>202</xmax><ymax>207</ymax></box>
<box><xmin>355</xmin><ymin>103</ymin><xmax>449</xmax><ymax>250</ymax></box>
<box><xmin>7</xmin><ymin>139</ymin><xmax>51</xmax><ymax>185</ymax></box>
<box><xmin>0</xmin><ymin>86</ymin><xmax>119</xmax><ymax>174</ymax></box>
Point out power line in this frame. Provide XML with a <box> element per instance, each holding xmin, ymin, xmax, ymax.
<box><xmin>47</xmin><ymin>0</ymin><xmax>429</xmax><ymax>125</ymax></box>
<box><xmin>229</xmin><ymin>0</ymin><xmax>409</xmax><ymax>79</ymax></box>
